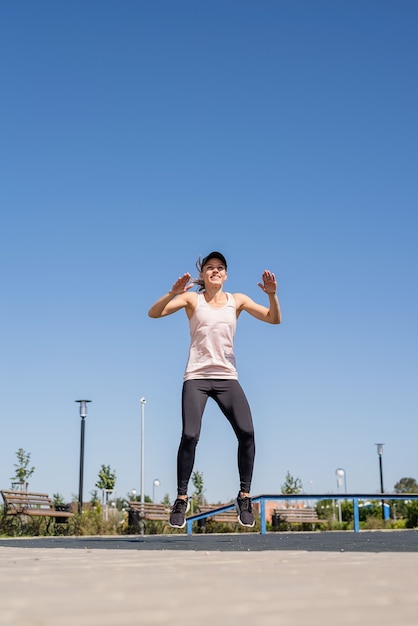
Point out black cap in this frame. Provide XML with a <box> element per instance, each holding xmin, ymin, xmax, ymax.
<box><xmin>201</xmin><ymin>251</ymin><xmax>227</xmax><ymax>269</ymax></box>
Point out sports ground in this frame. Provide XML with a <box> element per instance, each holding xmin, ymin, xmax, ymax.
<box><xmin>1</xmin><ymin>531</ymin><xmax>417</xmax><ymax>625</ymax></box>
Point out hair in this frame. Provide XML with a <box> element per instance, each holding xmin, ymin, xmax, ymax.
<box><xmin>193</xmin><ymin>256</ymin><xmax>206</xmax><ymax>292</ymax></box>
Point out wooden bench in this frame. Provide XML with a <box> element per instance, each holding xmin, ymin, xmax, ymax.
<box><xmin>1</xmin><ymin>490</ymin><xmax>74</xmax><ymax>535</ymax></box>
<box><xmin>272</xmin><ymin>507</ymin><xmax>325</xmax><ymax>529</ymax></box>
<box><xmin>128</xmin><ymin>502</ymin><xmax>170</xmax><ymax>521</ymax></box>
<box><xmin>127</xmin><ymin>502</ymin><xmax>170</xmax><ymax>533</ymax></box>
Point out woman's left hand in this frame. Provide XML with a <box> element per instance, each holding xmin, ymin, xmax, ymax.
<box><xmin>257</xmin><ymin>270</ymin><xmax>277</xmax><ymax>295</ymax></box>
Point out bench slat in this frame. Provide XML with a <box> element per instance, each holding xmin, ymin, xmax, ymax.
<box><xmin>196</xmin><ymin>505</ymin><xmax>239</xmax><ymax>524</ymax></box>
<box><xmin>274</xmin><ymin>508</ymin><xmax>323</xmax><ymax>525</ymax></box>
<box><xmin>128</xmin><ymin>502</ymin><xmax>169</xmax><ymax>521</ymax></box>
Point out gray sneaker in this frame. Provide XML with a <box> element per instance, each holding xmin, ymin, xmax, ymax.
<box><xmin>169</xmin><ymin>498</ymin><xmax>190</xmax><ymax>528</ymax></box>
<box><xmin>235</xmin><ymin>493</ymin><xmax>255</xmax><ymax>528</ymax></box>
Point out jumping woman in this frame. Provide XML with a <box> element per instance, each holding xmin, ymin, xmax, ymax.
<box><xmin>148</xmin><ymin>251</ymin><xmax>281</xmax><ymax>528</ymax></box>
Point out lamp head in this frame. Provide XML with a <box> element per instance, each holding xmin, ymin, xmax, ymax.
<box><xmin>75</xmin><ymin>399</ymin><xmax>91</xmax><ymax>418</ymax></box>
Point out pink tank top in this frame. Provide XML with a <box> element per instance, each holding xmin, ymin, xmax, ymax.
<box><xmin>183</xmin><ymin>292</ymin><xmax>238</xmax><ymax>381</ymax></box>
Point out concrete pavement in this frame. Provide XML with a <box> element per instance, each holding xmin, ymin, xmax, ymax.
<box><xmin>1</xmin><ymin>531</ymin><xmax>417</xmax><ymax>625</ymax></box>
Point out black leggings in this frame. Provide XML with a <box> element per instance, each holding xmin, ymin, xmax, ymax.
<box><xmin>177</xmin><ymin>379</ymin><xmax>255</xmax><ymax>496</ymax></box>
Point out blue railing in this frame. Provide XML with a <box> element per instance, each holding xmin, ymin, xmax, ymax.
<box><xmin>185</xmin><ymin>493</ymin><xmax>418</xmax><ymax>535</ymax></box>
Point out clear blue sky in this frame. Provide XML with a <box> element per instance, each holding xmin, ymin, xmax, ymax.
<box><xmin>1</xmin><ymin>1</ymin><xmax>417</xmax><ymax>505</ymax></box>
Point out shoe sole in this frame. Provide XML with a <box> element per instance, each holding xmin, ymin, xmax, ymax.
<box><xmin>237</xmin><ymin>517</ymin><xmax>255</xmax><ymax>528</ymax></box>
<box><xmin>169</xmin><ymin>521</ymin><xmax>186</xmax><ymax>529</ymax></box>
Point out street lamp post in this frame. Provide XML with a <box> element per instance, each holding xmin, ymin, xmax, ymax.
<box><xmin>140</xmin><ymin>398</ymin><xmax>146</xmax><ymax>505</ymax></box>
<box><xmin>140</xmin><ymin>397</ymin><xmax>146</xmax><ymax>534</ymax></box>
<box><xmin>153</xmin><ymin>479</ymin><xmax>160</xmax><ymax>503</ymax></box>
<box><xmin>336</xmin><ymin>468</ymin><xmax>347</xmax><ymax>493</ymax></box>
<box><xmin>335</xmin><ymin>468</ymin><xmax>347</xmax><ymax>525</ymax></box>
<box><xmin>75</xmin><ymin>400</ymin><xmax>91</xmax><ymax>513</ymax></box>
<box><xmin>375</xmin><ymin>443</ymin><xmax>385</xmax><ymax>520</ymax></box>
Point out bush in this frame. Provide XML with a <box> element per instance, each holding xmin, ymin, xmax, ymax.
<box><xmin>390</xmin><ymin>519</ymin><xmax>407</xmax><ymax>530</ymax></box>
<box><xmin>72</xmin><ymin>505</ymin><xmax>123</xmax><ymax>536</ymax></box>
<box><xmin>405</xmin><ymin>501</ymin><xmax>418</xmax><ymax>528</ymax></box>
<box><xmin>361</xmin><ymin>516</ymin><xmax>386</xmax><ymax>530</ymax></box>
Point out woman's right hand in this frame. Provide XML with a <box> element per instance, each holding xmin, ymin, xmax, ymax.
<box><xmin>149</xmin><ymin>273</ymin><xmax>194</xmax><ymax>318</ymax></box>
<box><xmin>171</xmin><ymin>273</ymin><xmax>193</xmax><ymax>295</ymax></box>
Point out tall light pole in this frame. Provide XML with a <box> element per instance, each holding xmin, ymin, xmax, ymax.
<box><xmin>336</xmin><ymin>468</ymin><xmax>347</xmax><ymax>492</ymax></box>
<box><xmin>140</xmin><ymin>398</ymin><xmax>146</xmax><ymax>505</ymax></box>
<box><xmin>335</xmin><ymin>468</ymin><xmax>346</xmax><ymax>524</ymax></box>
<box><xmin>140</xmin><ymin>397</ymin><xmax>146</xmax><ymax>536</ymax></box>
<box><xmin>375</xmin><ymin>443</ymin><xmax>385</xmax><ymax>520</ymax></box>
<box><xmin>75</xmin><ymin>400</ymin><xmax>91</xmax><ymax>513</ymax></box>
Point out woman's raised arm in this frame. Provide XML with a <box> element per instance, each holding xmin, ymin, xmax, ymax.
<box><xmin>148</xmin><ymin>273</ymin><xmax>194</xmax><ymax>318</ymax></box>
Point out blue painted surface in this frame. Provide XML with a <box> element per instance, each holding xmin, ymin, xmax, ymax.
<box><xmin>260</xmin><ymin>497</ymin><xmax>266</xmax><ymax>535</ymax></box>
<box><xmin>353</xmin><ymin>498</ymin><xmax>360</xmax><ymax>532</ymax></box>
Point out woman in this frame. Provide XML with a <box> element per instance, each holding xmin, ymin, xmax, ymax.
<box><xmin>148</xmin><ymin>251</ymin><xmax>281</xmax><ymax>528</ymax></box>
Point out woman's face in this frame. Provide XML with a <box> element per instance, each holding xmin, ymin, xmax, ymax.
<box><xmin>201</xmin><ymin>258</ymin><xmax>227</xmax><ymax>288</ymax></box>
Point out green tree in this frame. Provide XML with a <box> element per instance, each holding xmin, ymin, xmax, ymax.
<box><xmin>340</xmin><ymin>499</ymin><xmax>354</xmax><ymax>524</ymax></box>
<box><xmin>358</xmin><ymin>500</ymin><xmax>382</xmax><ymax>521</ymax></box>
<box><xmin>162</xmin><ymin>493</ymin><xmax>171</xmax><ymax>507</ymax></box>
<box><xmin>391</xmin><ymin>477</ymin><xmax>418</xmax><ymax>520</ymax></box>
<box><xmin>115</xmin><ymin>496</ymin><xmax>130</xmax><ymax>511</ymax></box>
<box><xmin>316</xmin><ymin>499</ymin><xmax>334</xmax><ymax>522</ymax></box>
<box><xmin>126</xmin><ymin>491</ymin><xmax>152</xmax><ymax>503</ymax></box>
<box><xmin>192</xmin><ymin>470</ymin><xmax>205</xmax><ymax>500</ymax></box>
<box><xmin>90</xmin><ymin>490</ymin><xmax>101</xmax><ymax>507</ymax></box>
<box><xmin>95</xmin><ymin>465</ymin><xmax>117</xmax><ymax>505</ymax></box>
<box><xmin>11</xmin><ymin>448</ymin><xmax>35</xmax><ymax>490</ymax></box>
<box><xmin>394</xmin><ymin>477</ymin><xmax>418</xmax><ymax>493</ymax></box>
<box><xmin>191</xmin><ymin>470</ymin><xmax>205</xmax><ymax>513</ymax></box>
<box><xmin>316</xmin><ymin>498</ymin><xmax>353</xmax><ymax>525</ymax></box>
<box><xmin>52</xmin><ymin>493</ymin><xmax>65</xmax><ymax>507</ymax></box>
<box><xmin>281</xmin><ymin>471</ymin><xmax>303</xmax><ymax>495</ymax></box>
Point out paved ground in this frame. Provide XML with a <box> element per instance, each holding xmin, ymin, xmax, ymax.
<box><xmin>1</xmin><ymin>529</ymin><xmax>418</xmax><ymax>552</ymax></box>
<box><xmin>1</xmin><ymin>531</ymin><xmax>418</xmax><ymax>625</ymax></box>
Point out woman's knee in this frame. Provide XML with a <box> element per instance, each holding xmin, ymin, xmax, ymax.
<box><xmin>237</xmin><ymin>427</ymin><xmax>255</xmax><ymax>447</ymax></box>
<box><xmin>180</xmin><ymin>432</ymin><xmax>200</xmax><ymax>450</ymax></box>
